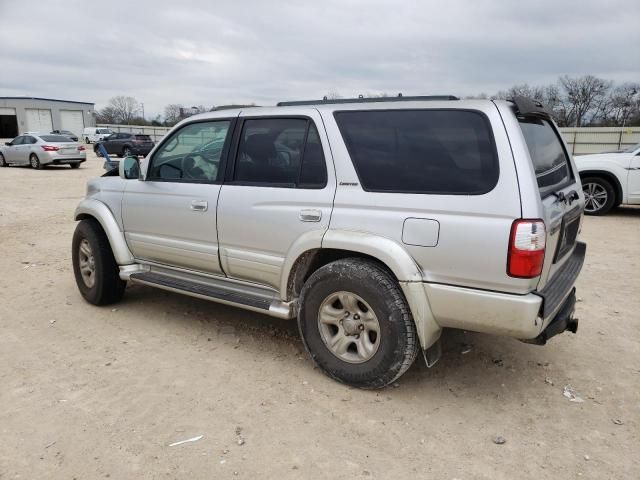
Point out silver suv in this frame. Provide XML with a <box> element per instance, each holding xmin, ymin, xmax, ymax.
<box><xmin>72</xmin><ymin>96</ymin><xmax>586</xmax><ymax>388</ymax></box>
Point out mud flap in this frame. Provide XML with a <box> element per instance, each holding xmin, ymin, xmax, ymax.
<box><xmin>422</xmin><ymin>339</ymin><xmax>442</xmax><ymax>368</ymax></box>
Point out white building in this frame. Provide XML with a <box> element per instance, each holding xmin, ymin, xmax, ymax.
<box><xmin>0</xmin><ymin>96</ymin><xmax>95</xmax><ymax>139</ymax></box>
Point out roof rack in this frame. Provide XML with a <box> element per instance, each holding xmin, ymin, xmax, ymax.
<box><xmin>277</xmin><ymin>94</ymin><xmax>459</xmax><ymax>107</ymax></box>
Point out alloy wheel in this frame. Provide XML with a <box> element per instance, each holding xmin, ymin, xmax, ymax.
<box><xmin>583</xmin><ymin>182</ymin><xmax>608</xmax><ymax>213</ymax></box>
<box><xmin>317</xmin><ymin>291</ymin><xmax>381</xmax><ymax>364</ymax></box>
<box><xmin>78</xmin><ymin>239</ymin><xmax>96</xmax><ymax>288</ymax></box>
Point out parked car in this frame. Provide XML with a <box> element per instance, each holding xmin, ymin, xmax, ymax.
<box><xmin>573</xmin><ymin>142</ymin><xmax>640</xmax><ymax>215</ymax></box>
<box><xmin>71</xmin><ymin>96</ymin><xmax>586</xmax><ymax>388</ymax></box>
<box><xmin>51</xmin><ymin>129</ymin><xmax>79</xmax><ymax>141</ymax></box>
<box><xmin>83</xmin><ymin>127</ymin><xmax>113</xmax><ymax>144</ymax></box>
<box><xmin>94</xmin><ymin>132</ymin><xmax>154</xmax><ymax>158</ymax></box>
<box><xmin>0</xmin><ymin>133</ymin><xmax>86</xmax><ymax>169</ymax></box>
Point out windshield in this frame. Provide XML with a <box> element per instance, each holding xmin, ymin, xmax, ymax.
<box><xmin>623</xmin><ymin>142</ymin><xmax>640</xmax><ymax>153</ymax></box>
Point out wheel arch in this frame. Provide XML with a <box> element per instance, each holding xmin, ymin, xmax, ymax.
<box><xmin>580</xmin><ymin>169</ymin><xmax>624</xmax><ymax>206</ymax></box>
<box><xmin>74</xmin><ymin>199</ymin><xmax>134</xmax><ymax>265</ymax></box>
<box><xmin>283</xmin><ymin>230</ymin><xmax>441</xmax><ymax>349</ymax></box>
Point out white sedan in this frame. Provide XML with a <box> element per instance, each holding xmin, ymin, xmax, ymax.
<box><xmin>574</xmin><ymin>143</ymin><xmax>640</xmax><ymax>215</ymax></box>
<box><xmin>0</xmin><ymin>133</ymin><xmax>86</xmax><ymax>169</ymax></box>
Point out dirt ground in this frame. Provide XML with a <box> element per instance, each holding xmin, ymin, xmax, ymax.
<box><xmin>0</xmin><ymin>152</ymin><xmax>638</xmax><ymax>480</ymax></box>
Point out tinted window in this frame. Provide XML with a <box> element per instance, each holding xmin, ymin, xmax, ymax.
<box><xmin>11</xmin><ymin>136</ymin><xmax>24</xmax><ymax>145</ymax></box>
<box><xmin>234</xmin><ymin>118</ymin><xmax>327</xmax><ymax>188</ymax></box>
<box><xmin>39</xmin><ymin>135</ymin><xmax>73</xmax><ymax>142</ymax></box>
<box><xmin>519</xmin><ymin>118</ymin><xmax>571</xmax><ymax>191</ymax></box>
<box><xmin>299</xmin><ymin>124</ymin><xmax>327</xmax><ymax>188</ymax></box>
<box><xmin>148</xmin><ymin>120</ymin><xmax>231</xmax><ymax>182</ymax></box>
<box><xmin>334</xmin><ymin>110</ymin><xmax>498</xmax><ymax>194</ymax></box>
<box><xmin>134</xmin><ymin>134</ymin><xmax>152</xmax><ymax>141</ymax></box>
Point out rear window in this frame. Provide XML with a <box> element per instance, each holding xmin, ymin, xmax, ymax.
<box><xmin>334</xmin><ymin>110</ymin><xmax>499</xmax><ymax>194</ymax></box>
<box><xmin>39</xmin><ymin>135</ymin><xmax>73</xmax><ymax>142</ymax></box>
<box><xmin>135</xmin><ymin>135</ymin><xmax>152</xmax><ymax>141</ymax></box>
<box><xmin>98</xmin><ymin>129</ymin><xmax>112</xmax><ymax>134</ymax></box>
<box><xmin>518</xmin><ymin>118</ymin><xmax>571</xmax><ymax>191</ymax></box>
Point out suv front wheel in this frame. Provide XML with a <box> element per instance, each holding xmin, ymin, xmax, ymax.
<box><xmin>298</xmin><ymin>258</ymin><xmax>419</xmax><ymax>389</ymax></box>
<box><xmin>72</xmin><ymin>219</ymin><xmax>126</xmax><ymax>305</ymax></box>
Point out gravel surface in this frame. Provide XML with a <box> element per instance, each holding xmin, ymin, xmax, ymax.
<box><xmin>1</xmin><ymin>153</ymin><xmax>638</xmax><ymax>479</ymax></box>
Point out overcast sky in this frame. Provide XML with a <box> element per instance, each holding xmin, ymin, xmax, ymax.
<box><xmin>1</xmin><ymin>0</ymin><xmax>639</xmax><ymax>118</ymax></box>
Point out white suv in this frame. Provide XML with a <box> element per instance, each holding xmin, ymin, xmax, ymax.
<box><xmin>574</xmin><ymin>143</ymin><xmax>640</xmax><ymax>215</ymax></box>
<box><xmin>72</xmin><ymin>96</ymin><xmax>586</xmax><ymax>388</ymax></box>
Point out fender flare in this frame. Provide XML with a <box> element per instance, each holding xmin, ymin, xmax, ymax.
<box><xmin>282</xmin><ymin>229</ymin><xmax>441</xmax><ymax>349</ymax></box>
<box><xmin>74</xmin><ymin>199</ymin><xmax>134</xmax><ymax>265</ymax></box>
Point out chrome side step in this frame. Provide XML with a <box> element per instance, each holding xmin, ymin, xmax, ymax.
<box><xmin>128</xmin><ymin>271</ymin><xmax>296</xmax><ymax>319</ymax></box>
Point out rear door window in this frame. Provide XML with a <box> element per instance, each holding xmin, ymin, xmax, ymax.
<box><xmin>233</xmin><ymin>118</ymin><xmax>327</xmax><ymax>189</ymax></box>
<box><xmin>518</xmin><ymin>118</ymin><xmax>572</xmax><ymax>193</ymax></box>
<box><xmin>334</xmin><ymin>110</ymin><xmax>498</xmax><ymax>194</ymax></box>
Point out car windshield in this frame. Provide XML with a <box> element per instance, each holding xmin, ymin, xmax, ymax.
<box><xmin>39</xmin><ymin>135</ymin><xmax>74</xmax><ymax>142</ymax></box>
<box><xmin>623</xmin><ymin>142</ymin><xmax>640</xmax><ymax>153</ymax></box>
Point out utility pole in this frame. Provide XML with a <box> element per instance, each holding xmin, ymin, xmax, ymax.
<box><xmin>141</xmin><ymin>103</ymin><xmax>145</xmax><ymax>122</ymax></box>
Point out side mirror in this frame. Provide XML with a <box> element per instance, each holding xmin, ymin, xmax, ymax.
<box><xmin>119</xmin><ymin>156</ymin><xmax>140</xmax><ymax>179</ymax></box>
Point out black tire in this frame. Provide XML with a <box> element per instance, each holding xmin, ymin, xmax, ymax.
<box><xmin>69</xmin><ymin>163</ymin><xmax>81</xmax><ymax>169</ymax></box>
<box><xmin>94</xmin><ymin>146</ymin><xmax>102</xmax><ymax>157</ymax></box>
<box><xmin>72</xmin><ymin>219</ymin><xmax>126</xmax><ymax>305</ymax></box>
<box><xmin>298</xmin><ymin>258</ymin><xmax>419</xmax><ymax>389</ymax></box>
<box><xmin>85</xmin><ymin>137</ymin><xmax>90</xmax><ymax>144</ymax></box>
<box><xmin>0</xmin><ymin>153</ymin><xmax>7</xmax><ymax>167</ymax></box>
<box><xmin>29</xmin><ymin>154</ymin><xmax>42</xmax><ymax>169</ymax></box>
<box><xmin>582</xmin><ymin>176</ymin><xmax>615</xmax><ymax>216</ymax></box>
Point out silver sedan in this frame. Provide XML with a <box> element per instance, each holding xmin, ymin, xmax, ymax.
<box><xmin>0</xmin><ymin>133</ymin><xmax>87</xmax><ymax>169</ymax></box>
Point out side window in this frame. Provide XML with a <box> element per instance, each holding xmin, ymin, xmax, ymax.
<box><xmin>26</xmin><ymin>136</ymin><xmax>37</xmax><ymax>144</ymax></box>
<box><xmin>299</xmin><ymin>124</ymin><xmax>327</xmax><ymax>188</ymax></box>
<box><xmin>12</xmin><ymin>136</ymin><xmax>24</xmax><ymax>145</ymax></box>
<box><xmin>233</xmin><ymin>118</ymin><xmax>327</xmax><ymax>189</ymax></box>
<box><xmin>147</xmin><ymin>120</ymin><xmax>231</xmax><ymax>182</ymax></box>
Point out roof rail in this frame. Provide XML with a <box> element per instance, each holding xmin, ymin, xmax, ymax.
<box><xmin>277</xmin><ymin>94</ymin><xmax>459</xmax><ymax>107</ymax></box>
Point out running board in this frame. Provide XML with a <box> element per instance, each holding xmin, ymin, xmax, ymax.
<box><xmin>129</xmin><ymin>271</ymin><xmax>296</xmax><ymax>319</ymax></box>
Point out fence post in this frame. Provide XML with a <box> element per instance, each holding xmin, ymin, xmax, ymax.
<box><xmin>618</xmin><ymin>130</ymin><xmax>623</xmax><ymax>150</ymax></box>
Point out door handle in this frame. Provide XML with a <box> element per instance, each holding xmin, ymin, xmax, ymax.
<box><xmin>299</xmin><ymin>209</ymin><xmax>322</xmax><ymax>222</ymax></box>
<box><xmin>190</xmin><ymin>200</ymin><xmax>208</xmax><ymax>212</ymax></box>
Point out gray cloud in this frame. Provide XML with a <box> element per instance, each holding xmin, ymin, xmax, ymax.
<box><xmin>1</xmin><ymin>0</ymin><xmax>638</xmax><ymax>117</ymax></box>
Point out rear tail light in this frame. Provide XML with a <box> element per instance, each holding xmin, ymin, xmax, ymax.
<box><xmin>507</xmin><ymin>219</ymin><xmax>546</xmax><ymax>278</ymax></box>
<box><xmin>41</xmin><ymin>145</ymin><xmax>60</xmax><ymax>151</ymax></box>
<box><xmin>78</xmin><ymin>145</ymin><xmax>86</xmax><ymax>151</ymax></box>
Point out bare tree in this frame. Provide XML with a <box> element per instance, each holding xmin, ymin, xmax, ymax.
<box><xmin>164</xmin><ymin>103</ymin><xmax>183</xmax><ymax>125</ymax></box>
<box><xmin>101</xmin><ymin>96</ymin><xmax>140</xmax><ymax>124</ymax></box>
<box><xmin>95</xmin><ymin>106</ymin><xmax>117</xmax><ymax>124</ymax></box>
<box><xmin>600</xmin><ymin>83</ymin><xmax>640</xmax><ymax>127</ymax></box>
<box><xmin>559</xmin><ymin>75</ymin><xmax>611</xmax><ymax>127</ymax></box>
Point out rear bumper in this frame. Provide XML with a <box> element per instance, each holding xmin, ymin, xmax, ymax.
<box><xmin>130</xmin><ymin>146</ymin><xmax>153</xmax><ymax>155</ymax></box>
<box><xmin>523</xmin><ymin>289</ymin><xmax>578</xmax><ymax>345</ymax></box>
<box><xmin>424</xmin><ymin>242</ymin><xmax>586</xmax><ymax>341</ymax></box>
<box><xmin>41</xmin><ymin>154</ymin><xmax>86</xmax><ymax>165</ymax></box>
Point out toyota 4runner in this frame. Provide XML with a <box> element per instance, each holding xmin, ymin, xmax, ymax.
<box><xmin>72</xmin><ymin>95</ymin><xmax>586</xmax><ymax>388</ymax></box>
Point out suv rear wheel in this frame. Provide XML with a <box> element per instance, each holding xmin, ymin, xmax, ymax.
<box><xmin>582</xmin><ymin>176</ymin><xmax>615</xmax><ymax>215</ymax></box>
<box><xmin>72</xmin><ymin>219</ymin><xmax>126</xmax><ymax>305</ymax></box>
<box><xmin>298</xmin><ymin>258</ymin><xmax>419</xmax><ymax>389</ymax></box>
